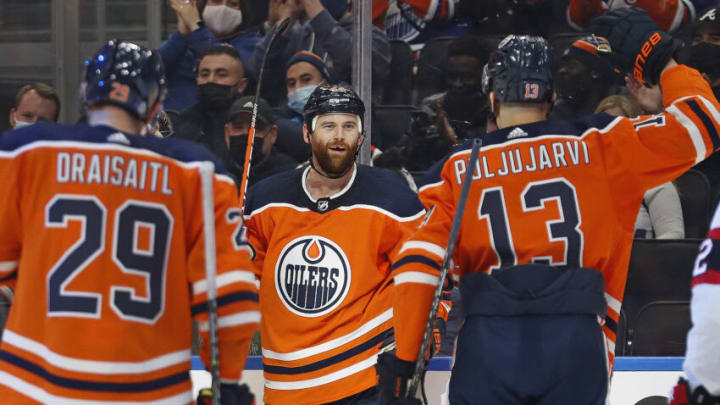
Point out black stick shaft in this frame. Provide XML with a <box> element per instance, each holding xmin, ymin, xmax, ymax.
<box><xmin>407</xmin><ymin>138</ymin><xmax>483</xmax><ymax>399</ymax></box>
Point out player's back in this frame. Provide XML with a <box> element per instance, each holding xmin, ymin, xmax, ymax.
<box><xmin>0</xmin><ymin>122</ymin><xmax>235</xmax><ymax>404</ymax></box>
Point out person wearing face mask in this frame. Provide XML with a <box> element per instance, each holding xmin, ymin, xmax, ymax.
<box><xmin>252</xmin><ymin>0</ymin><xmax>391</xmax><ymax>107</ymax></box>
<box><xmin>6</xmin><ymin>82</ymin><xmax>60</xmax><ymax>131</ymax></box>
<box><xmin>172</xmin><ymin>45</ymin><xmax>248</xmax><ymax>172</ymax></box>
<box><xmin>422</xmin><ymin>35</ymin><xmax>491</xmax><ymax>141</ymax></box>
<box><xmin>225</xmin><ymin>96</ymin><xmax>298</xmax><ymax>186</ymax></box>
<box><xmin>283</xmin><ymin>51</ymin><xmax>334</xmax><ymax>119</ymax></box>
<box><xmin>682</xmin><ymin>3</ymin><xmax>720</xmax><ymax>206</ymax></box>
<box><xmin>549</xmin><ymin>35</ymin><xmax>623</xmax><ymax>121</ymax></box>
<box><xmin>158</xmin><ymin>0</ymin><xmax>262</xmax><ymax>112</ymax></box>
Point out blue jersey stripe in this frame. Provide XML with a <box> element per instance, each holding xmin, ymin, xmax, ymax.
<box><xmin>391</xmin><ymin>255</ymin><xmax>442</xmax><ymax>272</ymax></box>
<box><xmin>262</xmin><ymin>328</ymin><xmax>393</xmax><ymax>375</ymax></box>
<box><xmin>0</xmin><ymin>350</ymin><xmax>188</xmax><ymax>392</ymax></box>
<box><xmin>685</xmin><ymin>99</ymin><xmax>720</xmax><ymax>150</ymax></box>
<box><xmin>191</xmin><ymin>291</ymin><xmax>259</xmax><ymax>316</ymax></box>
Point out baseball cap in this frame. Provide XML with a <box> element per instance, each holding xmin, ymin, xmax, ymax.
<box><xmin>561</xmin><ymin>35</ymin><xmax>620</xmax><ymax>80</ymax></box>
<box><xmin>228</xmin><ymin>96</ymin><xmax>277</xmax><ymax>128</ymax></box>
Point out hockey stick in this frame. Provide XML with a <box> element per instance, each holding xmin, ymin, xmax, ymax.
<box><xmin>199</xmin><ymin>162</ymin><xmax>221</xmax><ymax>405</ymax></box>
<box><xmin>407</xmin><ymin>137</ymin><xmax>483</xmax><ymax>400</ymax></box>
<box><xmin>237</xmin><ymin>17</ymin><xmax>291</xmax><ymax>213</ymax></box>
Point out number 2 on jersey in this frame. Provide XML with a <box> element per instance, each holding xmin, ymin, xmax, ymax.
<box><xmin>46</xmin><ymin>195</ymin><xmax>172</xmax><ymax>324</ymax></box>
<box><xmin>478</xmin><ymin>178</ymin><xmax>583</xmax><ymax>272</ymax></box>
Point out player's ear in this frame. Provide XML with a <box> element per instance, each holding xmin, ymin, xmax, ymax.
<box><xmin>303</xmin><ymin>123</ymin><xmax>311</xmax><ymax>144</ymax></box>
<box><xmin>9</xmin><ymin>107</ymin><xmax>16</xmax><ymax>128</ymax></box>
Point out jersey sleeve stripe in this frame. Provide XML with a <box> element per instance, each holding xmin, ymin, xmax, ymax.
<box><xmin>692</xmin><ymin>270</ymin><xmax>720</xmax><ymax>287</ymax></box>
<box><xmin>262</xmin><ymin>308</ymin><xmax>393</xmax><ymax>361</ymax></box>
<box><xmin>198</xmin><ymin>310</ymin><xmax>261</xmax><ymax>331</ymax></box>
<box><xmin>264</xmin><ymin>353</ymin><xmax>377</xmax><ymax>390</ymax></box>
<box><xmin>390</xmin><ymin>255</ymin><xmax>442</xmax><ymax>271</ymax></box>
<box><xmin>0</xmin><ymin>286</ymin><xmax>14</xmax><ymax>302</ymax></box>
<box><xmin>192</xmin><ymin>270</ymin><xmax>256</xmax><ymax>295</ymax></box>
<box><xmin>0</xmin><ymin>261</ymin><xmax>17</xmax><ymax>272</ymax></box>
<box><xmin>0</xmin><ymin>370</ymin><xmax>192</xmax><ymax>405</ymax></box>
<box><xmin>191</xmin><ymin>291</ymin><xmax>259</xmax><ymax>316</ymax></box>
<box><xmin>0</xmin><ymin>350</ymin><xmax>189</xmax><ymax>392</ymax></box>
<box><xmin>1</xmin><ymin>329</ymin><xmax>191</xmax><ymax>374</ymax></box>
<box><xmin>604</xmin><ymin>315</ymin><xmax>618</xmax><ymax>334</ymax></box>
<box><xmin>604</xmin><ymin>292</ymin><xmax>622</xmax><ymax>315</ymax></box>
<box><xmin>667</xmin><ymin>104</ymin><xmax>706</xmax><ymax>164</ymax></box>
<box><xmin>394</xmin><ymin>272</ymin><xmax>440</xmax><ymax>286</ymax></box>
<box><xmin>263</xmin><ymin>328</ymin><xmax>393</xmax><ymax>375</ymax></box>
<box><xmin>684</xmin><ymin>99</ymin><xmax>720</xmax><ymax>150</ymax></box>
<box><xmin>399</xmin><ymin>241</ymin><xmax>445</xmax><ymax>259</ymax></box>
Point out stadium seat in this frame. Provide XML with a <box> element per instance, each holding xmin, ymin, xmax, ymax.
<box><xmin>383</xmin><ymin>40</ymin><xmax>414</xmax><ymax>105</ymax></box>
<box><xmin>630</xmin><ymin>301</ymin><xmax>691</xmax><ymax>356</ymax></box>
<box><xmin>674</xmin><ymin>169</ymin><xmax>712</xmax><ymax>238</ymax></box>
<box><xmin>414</xmin><ymin>36</ymin><xmax>456</xmax><ymax>104</ymax></box>
<box><xmin>622</xmin><ymin>239</ymin><xmax>699</xmax><ymax>355</ymax></box>
<box><xmin>372</xmin><ymin>104</ymin><xmax>414</xmax><ymax>149</ymax></box>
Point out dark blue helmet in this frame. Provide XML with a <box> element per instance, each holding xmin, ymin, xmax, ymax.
<box><xmin>83</xmin><ymin>40</ymin><xmax>167</xmax><ymax>121</ymax></box>
<box><xmin>482</xmin><ymin>35</ymin><xmax>553</xmax><ymax>103</ymax></box>
<box><xmin>303</xmin><ymin>85</ymin><xmax>365</xmax><ymax>132</ymax></box>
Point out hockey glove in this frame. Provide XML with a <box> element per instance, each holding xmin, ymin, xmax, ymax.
<box><xmin>376</xmin><ymin>352</ymin><xmax>422</xmax><ymax>405</ymax></box>
<box><xmin>589</xmin><ymin>7</ymin><xmax>678</xmax><ymax>86</ymax></box>
<box><xmin>196</xmin><ymin>383</ymin><xmax>254</xmax><ymax>405</ymax></box>
<box><xmin>669</xmin><ymin>378</ymin><xmax>720</xmax><ymax>405</ymax></box>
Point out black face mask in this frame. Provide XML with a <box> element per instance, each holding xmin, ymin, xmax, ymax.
<box><xmin>228</xmin><ymin>134</ymin><xmax>265</xmax><ymax>168</ymax></box>
<box><xmin>198</xmin><ymin>83</ymin><xmax>237</xmax><ymax>112</ymax></box>
<box><xmin>684</xmin><ymin>42</ymin><xmax>720</xmax><ymax>78</ymax></box>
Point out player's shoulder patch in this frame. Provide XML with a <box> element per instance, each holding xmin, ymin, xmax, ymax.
<box><xmin>347</xmin><ymin>165</ymin><xmax>425</xmax><ymax>218</ymax></box>
<box><xmin>246</xmin><ymin>168</ymin><xmax>305</xmax><ymax>213</ymax></box>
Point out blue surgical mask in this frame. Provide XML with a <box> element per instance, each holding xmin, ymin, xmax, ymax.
<box><xmin>288</xmin><ymin>85</ymin><xmax>318</xmax><ymax>116</ymax></box>
<box><xmin>13</xmin><ymin>113</ymin><xmax>33</xmax><ymax>129</ymax></box>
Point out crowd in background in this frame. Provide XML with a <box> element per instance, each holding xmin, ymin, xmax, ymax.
<box><xmin>2</xmin><ymin>0</ymin><xmax>720</xmax><ymax>363</ymax></box>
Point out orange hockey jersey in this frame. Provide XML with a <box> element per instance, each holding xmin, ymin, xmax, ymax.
<box><xmin>567</xmin><ymin>0</ymin><xmax>696</xmax><ymax>32</ymax></box>
<box><xmin>0</xmin><ymin>123</ymin><xmax>259</xmax><ymax>404</ymax></box>
<box><xmin>391</xmin><ymin>65</ymin><xmax>720</xmax><ymax>367</ymax></box>
<box><xmin>244</xmin><ymin>165</ymin><xmax>425</xmax><ymax>405</ymax></box>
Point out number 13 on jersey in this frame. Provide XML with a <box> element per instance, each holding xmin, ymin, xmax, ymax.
<box><xmin>477</xmin><ymin>178</ymin><xmax>584</xmax><ymax>273</ymax></box>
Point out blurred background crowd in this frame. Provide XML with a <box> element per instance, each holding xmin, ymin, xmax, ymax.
<box><xmin>2</xmin><ymin>0</ymin><xmax>720</xmax><ymax>358</ymax></box>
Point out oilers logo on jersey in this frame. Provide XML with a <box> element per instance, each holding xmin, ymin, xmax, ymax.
<box><xmin>275</xmin><ymin>235</ymin><xmax>351</xmax><ymax>317</ymax></box>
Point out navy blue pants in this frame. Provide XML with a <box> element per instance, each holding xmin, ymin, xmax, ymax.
<box><xmin>449</xmin><ymin>313</ymin><xmax>608</xmax><ymax>405</ymax></box>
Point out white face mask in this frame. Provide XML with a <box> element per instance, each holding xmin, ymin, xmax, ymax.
<box><xmin>13</xmin><ymin>112</ymin><xmax>33</xmax><ymax>129</ymax></box>
<box><xmin>202</xmin><ymin>5</ymin><xmax>243</xmax><ymax>37</ymax></box>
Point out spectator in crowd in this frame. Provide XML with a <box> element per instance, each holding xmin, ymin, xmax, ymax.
<box><xmin>550</xmin><ymin>35</ymin><xmax>623</xmax><ymax>121</ymax></box>
<box><xmin>225</xmin><ymin>96</ymin><xmax>298</xmax><ymax>186</ymax></box>
<box><xmin>455</xmin><ymin>0</ymin><xmax>571</xmax><ymax>36</ymax></box>
<box><xmin>8</xmin><ymin>82</ymin><xmax>60</xmax><ymax>129</ymax></box>
<box><xmin>159</xmin><ymin>0</ymin><xmax>262</xmax><ymax>112</ymax></box>
<box><xmin>252</xmin><ymin>0</ymin><xmax>391</xmax><ymax>105</ymax></box>
<box><xmin>567</xmin><ymin>0</ymin><xmax>696</xmax><ymax>32</ymax></box>
<box><xmin>172</xmin><ymin>45</ymin><xmax>248</xmax><ymax>170</ymax></box>
<box><xmin>372</xmin><ymin>0</ymin><xmax>461</xmax><ymax>43</ymax></box>
<box><xmin>681</xmin><ymin>3</ymin><xmax>720</xmax><ymax>204</ymax></box>
<box><xmin>283</xmin><ymin>51</ymin><xmax>334</xmax><ymax>119</ymax></box>
<box><xmin>423</xmin><ymin>35</ymin><xmax>490</xmax><ymax>141</ymax></box>
<box><xmin>596</xmin><ymin>95</ymin><xmax>685</xmax><ymax>239</ymax></box>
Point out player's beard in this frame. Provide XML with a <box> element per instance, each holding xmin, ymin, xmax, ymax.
<box><xmin>312</xmin><ymin>137</ymin><xmax>359</xmax><ymax>177</ymax></box>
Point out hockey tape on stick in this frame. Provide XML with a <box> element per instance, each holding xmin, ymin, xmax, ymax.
<box><xmin>407</xmin><ymin>138</ymin><xmax>483</xmax><ymax>400</ymax></box>
<box><xmin>238</xmin><ymin>17</ymin><xmax>292</xmax><ymax>214</ymax></box>
<box><xmin>199</xmin><ymin>162</ymin><xmax>221</xmax><ymax>405</ymax></box>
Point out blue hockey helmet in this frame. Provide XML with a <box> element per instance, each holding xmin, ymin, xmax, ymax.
<box><xmin>83</xmin><ymin>40</ymin><xmax>167</xmax><ymax>121</ymax></box>
<box><xmin>303</xmin><ymin>85</ymin><xmax>365</xmax><ymax>132</ymax></box>
<box><xmin>482</xmin><ymin>35</ymin><xmax>553</xmax><ymax>103</ymax></box>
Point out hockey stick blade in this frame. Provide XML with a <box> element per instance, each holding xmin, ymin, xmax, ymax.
<box><xmin>406</xmin><ymin>138</ymin><xmax>483</xmax><ymax>400</ymax></box>
<box><xmin>238</xmin><ymin>17</ymin><xmax>291</xmax><ymax>214</ymax></box>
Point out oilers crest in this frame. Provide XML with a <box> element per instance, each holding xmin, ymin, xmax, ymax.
<box><xmin>275</xmin><ymin>235</ymin><xmax>351</xmax><ymax>317</ymax></box>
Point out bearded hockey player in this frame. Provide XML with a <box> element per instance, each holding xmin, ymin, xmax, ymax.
<box><xmin>243</xmin><ymin>85</ymin><xmax>426</xmax><ymax>404</ymax></box>
<box><xmin>0</xmin><ymin>40</ymin><xmax>258</xmax><ymax>405</ymax></box>
<box><xmin>378</xmin><ymin>8</ymin><xmax>720</xmax><ymax>405</ymax></box>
